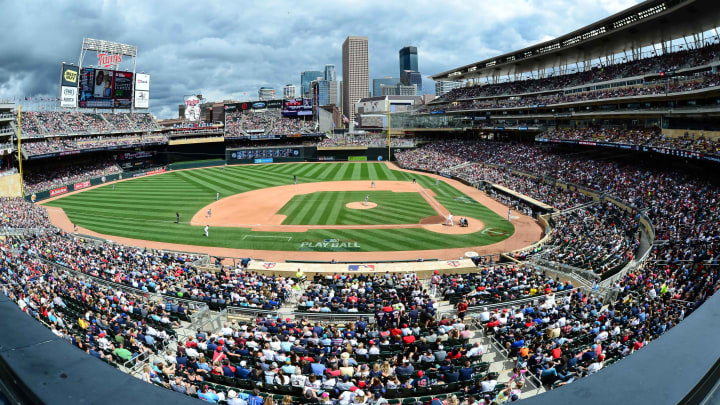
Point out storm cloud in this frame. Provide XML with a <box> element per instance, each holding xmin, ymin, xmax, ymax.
<box><xmin>0</xmin><ymin>0</ymin><xmax>639</xmax><ymax>118</ymax></box>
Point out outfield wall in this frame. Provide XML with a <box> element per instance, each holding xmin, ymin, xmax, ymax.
<box><xmin>27</xmin><ymin>167</ymin><xmax>166</xmax><ymax>203</ymax></box>
<box><xmin>224</xmin><ymin>146</ymin><xmax>413</xmax><ymax>164</ymax></box>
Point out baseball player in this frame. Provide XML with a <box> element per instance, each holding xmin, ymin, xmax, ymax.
<box><xmin>446</xmin><ymin>213</ymin><xmax>454</xmax><ymax>226</ymax></box>
<box><xmin>216</xmin><ymin>192</ymin><xmax>220</xmax><ymax>200</ymax></box>
<box><xmin>176</xmin><ymin>212</ymin><xmax>180</xmax><ymax>224</ymax></box>
<box><xmin>112</xmin><ymin>184</ymin><xmax>115</xmax><ymax>191</ymax></box>
<box><xmin>204</xmin><ymin>225</ymin><xmax>209</xmax><ymax>237</ymax></box>
<box><xmin>294</xmin><ymin>175</ymin><xmax>297</xmax><ymax>185</ymax></box>
<box><xmin>436</xmin><ymin>178</ymin><xmax>439</xmax><ymax>186</ymax></box>
<box><xmin>508</xmin><ymin>208</ymin><xmax>512</xmax><ymax>222</ymax></box>
<box><xmin>207</xmin><ymin>208</ymin><xmax>212</xmax><ymax>218</ymax></box>
<box><xmin>370</xmin><ymin>181</ymin><xmax>376</xmax><ymax>188</ymax></box>
<box><xmin>364</xmin><ymin>195</ymin><xmax>369</xmax><ymax>206</ymax></box>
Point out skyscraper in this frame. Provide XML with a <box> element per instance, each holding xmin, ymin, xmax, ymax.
<box><xmin>258</xmin><ymin>87</ymin><xmax>275</xmax><ymax>100</ymax></box>
<box><xmin>342</xmin><ymin>36</ymin><xmax>369</xmax><ymax>124</ymax></box>
<box><xmin>401</xmin><ymin>70</ymin><xmax>422</xmax><ymax>94</ymax></box>
<box><xmin>300</xmin><ymin>70</ymin><xmax>323</xmax><ymax>98</ymax></box>
<box><xmin>283</xmin><ymin>84</ymin><xmax>296</xmax><ymax>99</ymax></box>
<box><xmin>324</xmin><ymin>64</ymin><xmax>336</xmax><ymax>81</ymax></box>
<box><xmin>399</xmin><ymin>46</ymin><xmax>418</xmax><ymax>76</ymax></box>
<box><xmin>372</xmin><ymin>77</ymin><xmax>399</xmax><ymax>97</ymax></box>
<box><xmin>314</xmin><ymin>79</ymin><xmax>338</xmax><ymax>107</ymax></box>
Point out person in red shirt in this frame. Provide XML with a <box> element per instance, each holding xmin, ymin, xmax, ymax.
<box><xmin>402</xmin><ymin>334</ymin><xmax>416</xmax><ymax>344</ymax></box>
<box><xmin>457</xmin><ymin>299</ymin><xmax>469</xmax><ymax>321</ymax></box>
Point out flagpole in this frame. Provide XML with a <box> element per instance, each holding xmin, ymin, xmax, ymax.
<box><xmin>17</xmin><ymin>105</ymin><xmax>23</xmax><ymax>198</ymax></box>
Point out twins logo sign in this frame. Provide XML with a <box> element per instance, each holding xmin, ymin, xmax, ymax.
<box><xmin>262</xmin><ymin>262</ymin><xmax>276</xmax><ymax>269</ymax></box>
<box><xmin>446</xmin><ymin>261</ymin><xmax>461</xmax><ymax>267</ymax></box>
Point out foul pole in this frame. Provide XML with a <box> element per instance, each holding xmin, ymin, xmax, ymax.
<box><xmin>387</xmin><ymin>97</ymin><xmax>391</xmax><ymax>161</ymax></box>
<box><xmin>16</xmin><ymin>106</ymin><xmax>23</xmax><ymax>197</ymax></box>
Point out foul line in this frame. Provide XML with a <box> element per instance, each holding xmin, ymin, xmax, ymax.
<box><xmin>416</xmin><ymin>186</ymin><xmax>450</xmax><ymax>218</ymax></box>
<box><xmin>242</xmin><ymin>235</ymin><xmax>292</xmax><ymax>242</ymax></box>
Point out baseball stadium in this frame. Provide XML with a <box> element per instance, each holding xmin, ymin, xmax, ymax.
<box><xmin>1</xmin><ymin>1</ymin><xmax>720</xmax><ymax>404</ymax></box>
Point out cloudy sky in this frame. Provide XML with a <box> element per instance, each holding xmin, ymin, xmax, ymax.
<box><xmin>0</xmin><ymin>0</ymin><xmax>640</xmax><ymax>119</ymax></box>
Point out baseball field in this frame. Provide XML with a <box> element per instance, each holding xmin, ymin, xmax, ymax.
<box><xmin>43</xmin><ymin>162</ymin><xmax>518</xmax><ymax>254</ymax></box>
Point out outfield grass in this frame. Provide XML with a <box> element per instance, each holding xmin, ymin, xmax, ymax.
<box><xmin>44</xmin><ymin>163</ymin><xmax>515</xmax><ymax>252</ymax></box>
<box><xmin>278</xmin><ymin>191</ymin><xmax>437</xmax><ymax>225</ymax></box>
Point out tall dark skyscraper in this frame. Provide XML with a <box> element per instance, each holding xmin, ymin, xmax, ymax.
<box><xmin>399</xmin><ymin>46</ymin><xmax>418</xmax><ymax>76</ymax></box>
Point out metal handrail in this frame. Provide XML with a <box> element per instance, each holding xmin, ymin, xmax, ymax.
<box><xmin>226</xmin><ymin>306</ymin><xmax>279</xmax><ymax>320</ymax></box>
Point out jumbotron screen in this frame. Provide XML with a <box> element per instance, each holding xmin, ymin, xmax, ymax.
<box><xmin>282</xmin><ymin>98</ymin><xmax>313</xmax><ymax>116</ymax></box>
<box><xmin>78</xmin><ymin>68</ymin><xmax>133</xmax><ymax>108</ymax></box>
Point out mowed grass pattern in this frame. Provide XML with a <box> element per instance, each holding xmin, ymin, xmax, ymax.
<box><xmin>45</xmin><ymin>163</ymin><xmax>515</xmax><ymax>252</ymax></box>
<box><xmin>278</xmin><ymin>191</ymin><xmax>437</xmax><ymax>225</ymax></box>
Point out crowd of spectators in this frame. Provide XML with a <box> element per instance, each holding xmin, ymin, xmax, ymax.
<box><xmin>23</xmin><ymin>160</ymin><xmax>122</xmax><ymax>194</ymax></box>
<box><xmin>423</xmin><ymin>70</ymin><xmax>720</xmax><ymax>115</ymax></box>
<box><xmin>437</xmin><ymin>264</ymin><xmax>576</xmax><ymax>309</ymax></box>
<box><xmin>541</xmin><ymin>128</ymin><xmax>720</xmax><ymax>156</ymax></box>
<box><xmin>150</xmin><ymin>308</ymin><xmax>509</xmax><ymax>404</ymax></box>
<box><xmin>545</xmin><ymin>203</ymin><xmax>639</xmax><ymax>275</ymax></box>
<box><xmin>22</xmin><ymin>134</ymin><xmax>168</xmax><ymax>157</ymax></box>
<box><xmin>19</xmin><ymin>112</ymin><xmax>160</xmax><ymax>137</ymax></box>
<box><xmin>0</xmin><ymin>197</ymin><xmax>51</xmax><ymax>229</ymax></box>
<box><xmin>1</xmin><ymin>134</ymin><xmax>720</xmax><ymax>400</ymax></box>
<box><xmin>225</xmin><ymin>111</ymin><xmax>316</xmax><ymax>138</ymax></box>
<box><xmin>433</xmin><ymin>41</ymin><xmax>720</xmax><ymax>103</ymax></box>
<box><xmin>317</xmin><ymin>135</ymin><xmax>416</xmax><ymax>148</ymax></box>
<box><xmin>0</xmin><ymin>235</ymin><xmax>183</xmax><ymax>369</ymax></box>
<box><xmin>297</xmin><ymin>273</ymin><xmax>431</xmax><ymax>314</ymax></box>
<box><xmin>397</xmin><ymin>138</ymin><xmax>719</xmax><ymax>281</ymax></box>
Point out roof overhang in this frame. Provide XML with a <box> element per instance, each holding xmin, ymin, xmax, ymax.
<box><xmin>432</xmin><ymin>0</ymin><xmax>720</xmax><ymax>81</ymax></box>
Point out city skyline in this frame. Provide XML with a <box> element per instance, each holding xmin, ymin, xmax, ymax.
<box><xmin>0</xmin><ymin>0</ymin><xmax>641</xmax><ymax>118</ymax></box>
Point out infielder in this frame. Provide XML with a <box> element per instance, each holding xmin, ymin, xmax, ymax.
<box><xmin>370</xmin><ymin>181</ymin><xmax>376</xmax><ymax>188</ymax></box>
<box><xmin>207</xmin><ymin>208</ymin><xmax>212</xmax><ymax>218</ymax></box>
<box><xmin>216</xmin><ymin>192</ymin><xmax>220</xmax><ymax>200</ymax></box>
<box><xmin>294</xmin><ymin>175</ymin><xmax>298</xmax><ymax>185</ymax></box>
<box><xmin>204</xmin><ymin>225</ymin><xmax>209</xmax><ymax>237</ymax></box>
<box><xmin>446</xmin><ymin>213</ymin><xmax>454</xmax><ymax>226</ymax></box>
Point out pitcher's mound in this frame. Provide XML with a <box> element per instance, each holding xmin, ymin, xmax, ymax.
<box><xmin>346</xmin><ymin>202</ymin><xmax>377</xmax><ymax>210</ymax></box>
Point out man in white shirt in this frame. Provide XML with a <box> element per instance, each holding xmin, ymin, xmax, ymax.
<box><xmin>480</xmin><ymin>376</ymin><xmax>497</xmax><ymax>392</ymax></box>
<box><xmin>466</xmin><ymin>342</ymin><xmax>484</xmax><ymax>357</ymax></box>
<box><xmin>585</xmin><ymin>358</ymin><xmax>603</xmax><ymax>374</ymax></box>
